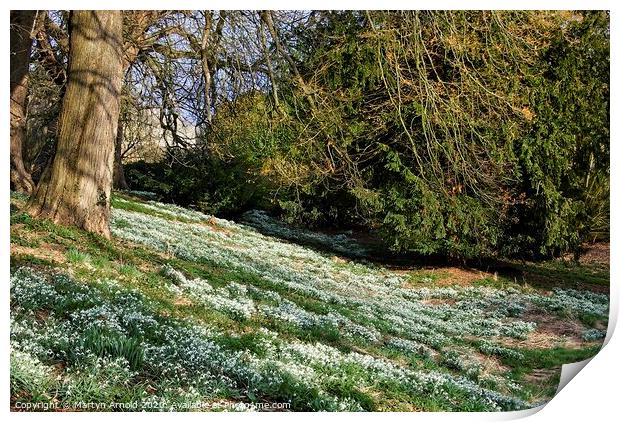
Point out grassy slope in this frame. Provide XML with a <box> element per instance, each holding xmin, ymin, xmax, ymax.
<box><xmin>9</xmin><ymin>192</ymin><xmax>610</xmax><ymax>411</ymax></box>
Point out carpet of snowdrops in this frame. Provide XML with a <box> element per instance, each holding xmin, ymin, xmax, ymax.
<box><xmin>10</xmin><ymin>193</ymin><xmax>609</xmax><ymax>411</ymax></box>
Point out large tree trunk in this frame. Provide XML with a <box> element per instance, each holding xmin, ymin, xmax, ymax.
<box><xmin>10</xmin><ymin>10</ymin><xmax>37</xmax><ymax>194</ymax></box>
<box><xmin>27</xmin><ymin>11</ymin><xmax>124</xmax><ymax>239</ymax></box>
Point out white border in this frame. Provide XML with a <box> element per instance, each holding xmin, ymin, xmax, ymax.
<box><xmin>3</xmin><ymin>1</ymin><xmax>617</xmax><ymax>420</ymax></box>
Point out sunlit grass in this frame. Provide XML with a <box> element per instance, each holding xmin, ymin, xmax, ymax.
<box><xmin>9</xmin><ymin>193</ymin><xmax>610</xmax><ymax>411</ymax></box>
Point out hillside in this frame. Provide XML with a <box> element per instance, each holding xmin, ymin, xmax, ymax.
<box><xmin>10</xmin><ymin>192</ymin><xmax>609</xmax><ymax>411</ymax></box>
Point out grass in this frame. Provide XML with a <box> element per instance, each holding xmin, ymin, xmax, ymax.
<box><xmin>512</xmin><ymin>260</ymin><xmax>609</xmax><ymax>289</ymax></box>
<box><xmin>494</xmin><ymin>345</ymin><xmax>602</xmax><ymax>402</ymax></box>
<box><xmin>500</xmin><ymin>346</ymin><xmax>602</xmax><ymax>375</ymax></box>
<box><xmin>111</xmin><ymin>194</ymin><xmax>196</xmax><ymax>224</ymax></box>
<box><xmin>472</xmin><ymin>276</ymin><xmax>530</xmax><ymax>291</ymax></box>
<box><xmin>404</xmin><ymin>270</ymin><xmax>448</xmax><ymax>285</ymax></box>
<box><xmin>66</xmin><ymin>247</ymin><xmax>91</xmax><ymax>264</ymax></box>
<box><xmin>9</xmin><ymin>192</ymin><xmax>610</xmax><ymax>412</ymax></box>
<box><xmin>118</xmin><ymin>263</ymin><xmax>141</xmax><ymax>278</ymax></box>
<box><xmin>10</xmin><ymin>253</ymin><xmax>58</xmax><ymax>269</ymax></box>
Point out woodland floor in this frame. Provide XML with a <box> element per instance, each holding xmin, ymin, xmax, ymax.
<box><xmin>9</xmin><ymin>191</ymin><xmax>609</xmax><ymax>412</ymax></box>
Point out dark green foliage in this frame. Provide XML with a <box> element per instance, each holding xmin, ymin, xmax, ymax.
<box><xmin>77</xmin><ymin>328</ymin><xmax>144</xmax><ymax>370</ymax></box>
<box><xmin>126</xmin><ymin>11</ymin><xmax>608</xmax><ymax>260</ymax></box>
<box><xmin>507</xmin><ymin>11</ymin><xmax>610</xmax><ymax>256</ymax></box>
<box><xmin>271</xmin><ymin>11</ymin><xmax>609</xmax><ymax>259</ymax></box>
<box><xmin>125</xmin><ymin>152</ymin><xmax>273</xmax><ymax>218</ymax></box>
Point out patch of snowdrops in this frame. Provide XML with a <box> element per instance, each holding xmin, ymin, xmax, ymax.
<box><xmin>11</xmin><ymin>267</ymin><xmax>535</xmax><ymax>411</ymax></box>
<box><xmin>9</xmin><ymin>196</ymin><xmax>609</xmax><ymax>411</ymax></box>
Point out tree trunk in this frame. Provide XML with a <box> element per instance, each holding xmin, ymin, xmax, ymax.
<box><xmin>199</xmin><ymin>11</ymin><xmax>226</xmax><ymax>125</ymax></box>
<box><xmin>111</xmin><ymin>11</ymin><xmax>167</xmax><ymax>190</ymax></box>
<box><xmin>260</xmin><ymin>10</ymin><xmax>315</xmax><ymax>111</ymax></box>
<box><xmin>201</xmin><ymin>11</ymin><xmax>214</xmax><ymax>124</ymax></box>
<box><xmin>258</xmin><ymin>17</ymin><xmax>279</xmax><ymax>109</ymax></box>
<box><xmin>27</xmin><ymin>11</ymin><xmax>124</xmax><ymax>239</ymax></box>
<box><xmin>113</xmin><ymin>118</ymin><xmax>129</xmax><ymax>189</ymax></box>
<box><xmin>10</xmin><ymin>10</ymin><xmax>37</xmax><ymax>194</ymax></box>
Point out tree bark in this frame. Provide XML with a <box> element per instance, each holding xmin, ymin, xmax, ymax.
<box><xmin>201</xmin><ymin>11</ymin><xmax>214</xmax><ymax>124</ymax></box>
<box><xmin>10</xmin><ymin>10</ymin><xmax>37</xmax><ymax>194</ymax></box>
<box><xmin>199</xmin><ymin>11</ymin><xmax>226</xmax><ymax>125</ymax></box>
<box><xmin>258</xmin><ymin>17</ymin><xmax>280</xmax><ymax>109</ymax></box>
<box><xmin>27</xmin><ymin>11</ymin><xmax>124</xmax><ymax>239</ymax></box>
<box><xmin>260</xmin><ymin>11</ymin><xmax>315</xmax><ymax>111</ymax></box>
